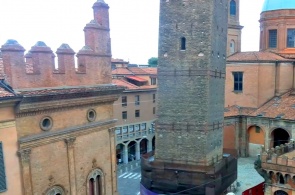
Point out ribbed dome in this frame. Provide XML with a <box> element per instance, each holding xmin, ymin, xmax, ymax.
<box><xmin>262</xmin><ymin>0</ymin><xmax>295</xmax><ymax>12</ymax></box>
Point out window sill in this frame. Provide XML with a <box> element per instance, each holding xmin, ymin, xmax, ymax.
<box><xmin>233</xmin><ymin>90</ymin><xmax>243</xmax><ymax>94</ymax></box>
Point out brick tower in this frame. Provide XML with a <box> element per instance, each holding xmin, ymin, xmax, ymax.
<box><xmin>141</xmin><ymin>0</ymin><xmax>237</xmax><ymax>194</ymax></box>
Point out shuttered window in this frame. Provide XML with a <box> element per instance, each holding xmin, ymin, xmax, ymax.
<box><xmin>0</xmin><ymin>142</ymin><xmax>7</xmax><ymax>192</ymax></box>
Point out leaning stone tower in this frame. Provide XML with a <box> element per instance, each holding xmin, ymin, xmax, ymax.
<box><xmin>141</xmin><ymin>0</ymin><xmax>237</xmax><ymax>194</ymax></box>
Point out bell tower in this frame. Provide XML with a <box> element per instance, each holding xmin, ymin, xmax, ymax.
<box><xmin>227</xmin><ymin>0</ymin><xmax>243</xmax><ymax>56</ymax></box>
<box><xmin>141</xmin><ymin>0</ymin><xmax>237</xmax><ymax>194</ymax></box>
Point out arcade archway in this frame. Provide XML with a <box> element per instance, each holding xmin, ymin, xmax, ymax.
<box><xmin>271</xmin><ymin>128</ymin><xmax>290</xmax><ymax>148</ymax></box>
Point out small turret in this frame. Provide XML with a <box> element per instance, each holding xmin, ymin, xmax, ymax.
<box><xmin>1</xmin><ymin>40</ymin><xmax>25</xmax><ymax>85</ymax></box>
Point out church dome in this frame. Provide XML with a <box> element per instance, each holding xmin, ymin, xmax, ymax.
<box><xmin>262</xmin><ymin>0</ymin><xmax>295</xmax><ymax>12</ymax></box>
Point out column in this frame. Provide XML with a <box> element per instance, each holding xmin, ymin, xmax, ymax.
<box><xmin>147</xmin><ymin>139</ymin><xmax>153</xmax><ymax>152</ymax></box>
<box><xmin>65</xmin><ymin>137</ymin><xmax>77</xmax><ymax>195</ymax></box>
<box><xmin>18</xmin><ymin>148</ymin><xmax>33</xmax><ymax>195</ymax></box>
<box><xmin>135</xmin><ymin>142</ymin><xmax>140</xmax><ymax>160</ymax></box>
<box><xmin>123</xmin><ymin>145</ymin><xmax>128</xmax><ymax>164</ymax></box>
<box><xmin>108</xmin><ymin>128</ymin><xmax>118</xmax><ymax>195</ymax></box>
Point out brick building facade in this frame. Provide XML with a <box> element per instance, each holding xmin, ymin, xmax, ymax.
<box><xmin>0</xmin><ymin>1</ymin><xmax>123</xmax><ymax>195</ymax></box>
<box><xmin>224</xmin><ymin>0</ymin><xmax>295</xmax><ymax>194</ymax></box>
<box><xmin>112</xmin><ymin>62</ymin><xmax>157</xmax><ymax>164</ymax></box>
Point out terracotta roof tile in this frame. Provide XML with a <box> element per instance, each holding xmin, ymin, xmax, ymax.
<box><xmin>126</xmin><ymin>76</ymin><xmax>147</xmax><ymax>82</ymax></box>
<box><xmin>0</xmin><ymin>86</ymin><xmax>14</xmax><ymax>97</ymax></box>
<box><xmin>112</xmin><ymin>79</ymin><xmax>139</xmax><ymax>90</ymax></box>
<box><xmin>227</xmin><ymin>51</ymin><xmax>292</xmax><ymax>62</ymax></box>
<box><xmin>0</xmin><ymin>80</ymin><xmax>16</xmax><ymax>98</ymax></box>
<box><xmin>112</xmin><ymin>79</ymin><xmax>156</xmax><ymax>90</ymax></box>
<box><xmin>141</xmin><ymin>67</ymin><xmax>157</xmax><ymax>75</ymax></box>
<box><xmin>127</xmin><ymin>67</ymin><xmax>148</xmax><ymax>74</ymax></box>
<box><xmin>224</xmin><ymin>91</ymin><xmax>295</xmax><ymax>120</ymax></box>
<box><xmin>111</xmin><ymin>68</ymin><xmax>133</xmax><ymax>75</ymax></box>
<box><xmin>251</xmin><ymin>91</ymin><xmax>295</xmax><ymax>120</ymax></box>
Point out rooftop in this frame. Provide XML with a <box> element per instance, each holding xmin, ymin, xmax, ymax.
<box><xmin>225</xmin><ymin>90</ymin><xmax>295</xmax><ymax>120</ymax></box>
<box><xmin>227</xmin><ymin>51</ymin><xmax>292</xmax><ymax>62</ymax></box>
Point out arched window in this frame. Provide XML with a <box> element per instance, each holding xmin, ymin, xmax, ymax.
<box><xmin>87</xmin><ymin>169</ymin><xmax>104</xmax><ymax>195</ymax></box>
<box><xmin>46</xmin><ymin>186</ymin><xmax>65</xmax><ymax>195</ymax></box>
<box><xmin>230</xmin><ymin>40</ymin><xmax>235</xmax><ymax>54</ymax></box>
<box><xmin>181</xmin><ymin>37</ymin><xmax>186</xmax><ymax>50</ymax></box>
<box><xmin>230</xmin><ymin>0</ymin><xmax>236</xmax><ymax>16</ymax></box>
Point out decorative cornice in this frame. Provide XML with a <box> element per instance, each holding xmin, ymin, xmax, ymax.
<box><xmin>16</xmin><ymin>94</ymin><xmax>119</xmax><ymax>117</ymax></box>
<box><xmin>19</xmin><ymin>119</ymin><xmax>117</xmax><ymax>148</ymax></box>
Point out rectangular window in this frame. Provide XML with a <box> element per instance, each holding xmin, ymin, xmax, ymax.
<box><xmin>141</xmin><ymin>123</ymin><xmax>146</xmax><ymax>130</ymax></box>
<box><xmin>122</xmin><ymin>126</ymin><xmax>128</xmax><ymax>134</ymax></box>
<box><xmin>0</xmin><ymin>142</ymin><xmax>6</xmax><ymax>192</ymax></box>
<box><xmin>151</xmin><ymin>77</ymin><xmax>157</xmax><ymax>85</ymax></box>
<box><xmin>135</xmin><ymin>124</ymin><xmax>140</xmax><ymax>131</ymax></box>
<box><xmin>122</xmin><ymin>111</ymin><xmax>127</xmax><ymax>120</ymax></box>
<box><xmin>115</xmin><ymin>127</ymin><xmax>121</xmax><ymax>135</ymax></box>
<box><xmin>153</xmin><ymin>107</ymin><xmax>156</xmax><ymax>114</ymax></box>
<box><xmin>268</xmin><ymin>29</ymin><xmax>277</xmax><ymax>48</ymax></box>
<box><xmin>135</xmin><ymin>95</ymin><xmax>140</xmax><ymax>105</ymax></box>
<box><xmin>121</xmin><ymin>96</ymin><xmax>127</xmax><ymax>107</ymax></box>
<box><xmin>287</xmin><ymin>29</ymin><xmax>295</xmax><ymax>48</ymax></box>
<box><xmin>135</xmin><ymin>110</ymin><xmax>140</xmax><ymax>118</ymax></box>
<box><xmin>129</xmin><ymin>125</ymin><xmax>134</xmax><ymax>132</ymax></box>
<box><xmin>153</xmin><ymin>94</ymin><xmax>156</xmax><ymax>103</ymax></box>
<box><xmin>233</xmin><ymin>72</ymin><xmax>243</xmax><ymax>92</ymax></box>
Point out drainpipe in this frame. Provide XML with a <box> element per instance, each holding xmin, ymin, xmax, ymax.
<box><xmin>274</xmin><ymin>60</ymin><xmax>279</xmax><ymax>96</ymax></box>
<box><xmin>292</xmin><ymin>61</ymin><xmax>295</xmax><ymax>90</ymax></box>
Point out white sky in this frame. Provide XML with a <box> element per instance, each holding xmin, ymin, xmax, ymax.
<box><xmin>0</xmin><ymin>0</ymin><xmax>264</xmax><ymax>64</ymax></box>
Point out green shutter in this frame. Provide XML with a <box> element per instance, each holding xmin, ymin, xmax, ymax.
<box><xmin>0</xmin><ymin>142</ymin><xmax>7</xmax><ymax>192</ymax></box>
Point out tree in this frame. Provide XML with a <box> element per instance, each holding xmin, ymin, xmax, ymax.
<box><xmin>148</xmin><ymin>57</ymin><xmax>158</xmax><ymax>67</ymax></box>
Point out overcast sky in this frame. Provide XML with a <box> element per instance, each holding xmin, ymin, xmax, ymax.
<box><xmin>0</xmin><ymin>0</ymin><xmax>264</xmax><ymax>64</ymax></box>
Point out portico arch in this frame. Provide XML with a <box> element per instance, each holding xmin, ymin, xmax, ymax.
<box><xmin>247</xmin><ymin>125</ymin><xmax>265</xmax><ymax>157</ymax></box>
<box><xmin>274</xmin><ymin>190</ymin><xmax>288</xmax><ymax>195</ymax></box>
<box><xmin>271</xmin><ymin>128</ymin><xmax>290</xmax><ymax>148</ymax></box>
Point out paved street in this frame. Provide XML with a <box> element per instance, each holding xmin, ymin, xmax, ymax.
<box><xmin>118</xmin><ymin>166</ymin><xmax>141</xmax><ymax>195</ymax></box>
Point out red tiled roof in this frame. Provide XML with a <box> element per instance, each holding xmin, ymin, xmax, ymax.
<box><xmin>127</xmin><ymin>67</ymin><xmax>149</xmax><ymax>74</ymax></box>
<box><xmin>141</xmin><ymin>67</ymin><xmax>157</xmax><ymax>75</ymax></box>
<box><xmin>126</xmin><ymin>76</ymin><xmax>147</xmax><ymax>82</ymax></box>
<box><xmin>0</xmin><ymin>86</ymin><xmax>14</xmax><ymax>97</ymax></box>
<box><xmin>112</xmin><ymin>79</ymin><xmax>156</xmax><ymax>90</ymax></box>
<box><xmin>224</xmin><ymin>91</ymin><xmax>295</xmax><ymax>120</ymax></box>
<box><xmin>251</xmin><ymin>91</ymin><xmax>295</xmax><ymax>120</ymax></box>
<box><xmin>227</xmin><ymin>51</ymin><xmax>292</xmax><ymax>62</ymax></box>
<box><xmin>112</xmin><ymin>79</ymin><xmax>139</xmax><ymax>90</ymax></box>
<box><xmin>111</xmin><ymin>68</ymin><xmax>133</xmax><ymax>75</ymax></box>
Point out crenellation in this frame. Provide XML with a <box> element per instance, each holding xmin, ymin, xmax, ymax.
<box><xmin>56</xmin><ymin>43</ymin><xmax>76</xmax><ymax>74</ymax></box>
<box><xmin>0</xmin><ymin>0</ymin><xmax>112</xmax><ymax>89</ymax></box>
